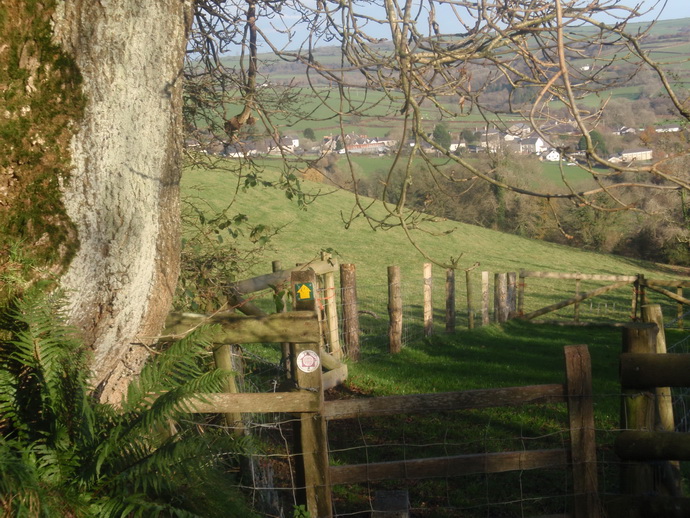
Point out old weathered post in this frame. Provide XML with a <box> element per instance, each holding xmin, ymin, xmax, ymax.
<box><xmin>446</xmin><ymin>268</ymin><xmax>456</xmax><ymax>333</ymax></box>
<box><xmin>466</xmin><ymin>269</ymin><xmax>475</xmax><ymax>330</ymax></box>
<box><xmin>642</xmin><ymin>304</ymin><xmax>681</xmax><ymax>494</ymax></box>
<box><xmin>481</xmin><ymin>271</ymin><xmax>490</xmax><ymax>325</ymax></box>
<box><xmin>340</xmin><ymin>263</ymin><xmax>360</xmax><ymax>361</ymax></box>
<box><xmin>272</xmin><ymin>260</ymin><xmax>292</xmax><ymax>378</ymax></box>
<box><xmin>321</xmin><ymin>252</ymin><xmax>342</xmax><ymax>359</ymax></box>
<box><xmin>517</xmin><ymin>270</ymin><xmax>526</xmax><ymax>317</ymax></box>
<box><xmin>423</xmin><ymin>263</ymin><xmax>433</xmax><ymax>336</ymax></box>
<box><xmin>291</xmin><ymin>269</ymin><xmax>332</xmax><ymax>518</ymax></box>
<box><xmin>388</xmin><ymin>266</ymin><xmax>403</xmax><ymax>354</ymax></box>
<box><xmin>564</xmin><ymin>345</ymin><xmax>601</xmax><ymax>518</ymax></box>
<box><xmin>212</xmin><ymin>344</ymin><xmax>244</xmax><ymax>436</ymax></box>
<box><xmin>494</xmin><ymin>273</ymin><xmax>508</xmax><ymax>323</ymax></box>
<box><xmin>677</xmin><ymin>286</ymin><xmax>685</xmax><ymax>329</ymax></box>
<box><xmin>508</xmin><ymin>272</ymin><xmax>517</xmax><ymax>318</ymax></box>
<box><xmin>620</xmin><ymin>322</ymin><xmax>657</xmax><ymax>495</ymax></box>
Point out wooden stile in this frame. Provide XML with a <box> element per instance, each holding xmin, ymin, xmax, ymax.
<box><xmin>291</xmin><ymin>269</ymin><xmax>332</xmax><ymax>518</ymax></box>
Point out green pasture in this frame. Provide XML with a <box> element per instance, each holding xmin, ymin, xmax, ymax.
<box><xmin>181</xmin><ymin>161</ymin><xmax>682</xmax><ymax>325</ymax></box>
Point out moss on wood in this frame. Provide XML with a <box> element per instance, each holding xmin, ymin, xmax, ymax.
<box><xmin>0</xmin><ymin>0</ymin><xmax>84</xmax><ymax>298</ymax></box>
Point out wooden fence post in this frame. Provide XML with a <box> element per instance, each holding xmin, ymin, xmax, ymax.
<box><xmin>446</xmin><ymin>268</ymin><xmax>455</xmax><ymax>333</ymax></box>
<box><xmin>388</xmin><ymin>266</ymin><xmax>403</xmax><ymax>354</ymax></box>
<box><xmin>518</xmin><ymin>270</ymin><xmax>525</xmax><ymax>318</ymax></box>
<box><xmin>272</xmin><ymin>260</ymin><xmax>292</xmax><ymax>378</ymax></box>
<box><xmin>620</xmin><ymin>323</ymin><xmax>657</xmax><ymax>495</ymax></box>
<box><xmin>212</xmin><ymin>344</ymin><xmax>244</xmax><ymax>436</ymax></box>
<box><xmin>507</xmin><ymin>272</ymin><xmax>517</xmax><ymax>318</ymax></box>
<box><xmin>340</xmin><ymin>263</ymin><xmax>360</xmax><ymax>361</ymax></box>
<box><xmin>423</xmin><ymin>263</ymin><xmax>433</xmax><ymax>336</ymax></box>
<box><xmin>678</xmin><ymin>287</ymin><xmax>685</xmax><ymax>329</ymax></box>
<box><xmin>564</xmin><ymin>345</ymin><xmax>601</xmax><ymax>518</ymax></box>
<box><xmin>574</xmin><ymin>275</ymin><xmax>581</xmax><ymax>323</ymax></box>
<box><xmin>321</xmin><ymin>252</ymin><xmax>342</xmax><ymax>360</ymax></box>
<box><xmin>482</xmin><ymin>271</ymin><xmax>490</xmax><ymax>325</ymax></box>
<box><xmin>494</xmin><ymin>273</ymin><xmax>508</xmax><ymax>323</ymax></box>
<box><xmin>641</xmin><ymin>304</ymin><xmax>681</xmax><ymax>495</ymax></box>
<box><xmin>291</xmin><ymin>269</ymin><xmax>332</xmax><ymax>518</ymax></box>
<box><xmin>466</xmin><ymin>269</ymin><xmax>475</xmax><ymax>330</ymax></box>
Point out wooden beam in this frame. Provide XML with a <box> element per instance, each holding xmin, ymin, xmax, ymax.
<box><xmin>329</xmin><ymin>449</ymin><xmax>568</xmax><ymax>485</ymax></box>
<box><xmin>620</xmin><ymin>353</ymin><xmax>690</xmax><ymax>388</ymax></box>
<box><xmin>163</xmin><ymin>311</ymin><xmax>320</xmax><ymax>344</ymax></box>
<box><xmin>323</xmin><ymin>384</ymin><xmax>566</xmax><ymax>421</ymax></box>
<box><xmin>615</xmin><ymin>431</ymin><xmax>690</xmax><ymax>461</ymax></box>
<box><xmin>184</xmin><ymin>392</ymin><xmax>320</xmax><ymax>413</ymax></box>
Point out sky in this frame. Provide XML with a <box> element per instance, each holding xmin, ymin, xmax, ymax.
<box><xmin>250</xmin><ymin>0</ymin><xmax>690</xmax><ymax>52</ymax></box>
<box><xmin>642</xmin><ymin>0</ymin><xmax>690</xmax><ymax>20</ymax></box>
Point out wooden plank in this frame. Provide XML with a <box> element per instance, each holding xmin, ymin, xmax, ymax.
<box><xmin>323</xmin><ymin>384</ymin><xmax>566</xmax><ymax>421</ymax></box>
<box><xmin>564</xmin><ymin>345</ymin><xmax>601</xmax><ymax>518</ymax></box>
<box><xmin>185</xmin><ymin>392</ymin><xmax>321</xmax><ymax>413</ymax></box>
<box><xmin>520</xmin><ymin>271</ymin><xmax>637</xmax><ymax>282</ymax></box>
<box><xmin>329</xmin><ymin>449</ymin><xmax>568</xmax><ymax>485</ymax></box>
<box><xmin>163</xmin><ymin>311</ymin><xmax>320</xmax><ymax>344</ymax></box>
<box><xmin>520</xmin><ymin>280</ymin><xmax>633</xmax><ymax>321</ymax></box>
<box><xmin>232</xmin><ymin>260</ymin><xmax>337</xmax><ymax>295</ymax></box>
<box><xmin>620</xmin><ymin>353</ymin><xmax>690</xmax><ymax>388</ymax></box>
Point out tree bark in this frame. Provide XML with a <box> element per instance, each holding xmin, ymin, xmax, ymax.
<box><xmin>52</xmin><ymin>1</ymin><xmax>193</xmax><ymax>403</ymax></box>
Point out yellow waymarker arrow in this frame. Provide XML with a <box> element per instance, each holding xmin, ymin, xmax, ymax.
<box><xmin>296</xmin><ymin>284</ymin><xmax>313</xmax><ymax>300</ymax></box>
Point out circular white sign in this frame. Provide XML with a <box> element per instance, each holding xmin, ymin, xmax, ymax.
<box><xmin>296</xmin><ymin>350</ymin><xmax>320</xmax><ymax>373</ymax></box>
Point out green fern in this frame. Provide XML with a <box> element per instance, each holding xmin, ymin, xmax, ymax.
<box><xmin>0</xmin><ymin>291</ymin><xmax>258</xmax><ymax>517</ymax></box>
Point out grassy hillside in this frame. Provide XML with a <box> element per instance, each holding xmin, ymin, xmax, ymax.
<box><xmin>182</xmin><ymin>162</ymin><xmax>684</xmax><ymax>326</ymax></box>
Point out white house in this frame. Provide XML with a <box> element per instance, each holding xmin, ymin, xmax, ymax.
<box><xmin>519</xmin><ymin>136</ymin><xmax>547</xmax><ymax>155</ymax></box>
<box><xmin>543</xmin><ymin>148</ymin><xmax>562</xmax><ymax>162</ymax></box>
<box><xmin>619</xmin><ymin>148</ymin><xmax>653</xmax><ymax>162</ymax></box>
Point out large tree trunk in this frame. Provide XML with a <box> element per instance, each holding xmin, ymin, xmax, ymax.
<box><xmin>52</xmin><ymin>1</ymin><xmax>193</xmax><ymax>404</ymax></box>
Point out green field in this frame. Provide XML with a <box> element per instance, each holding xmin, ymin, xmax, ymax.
<box><xmin>182</xmin><ymin>161</ymin><xmax>682</xmax><ymax>325</ymax></box>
